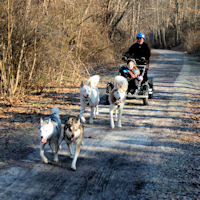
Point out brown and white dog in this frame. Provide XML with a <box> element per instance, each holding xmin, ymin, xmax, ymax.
<box><xmin>109</xmin><ymin>76</ymin><xmax>128</xmax><ymax>129</ymax></box>
<box><xmin>63</xmin><ymin>116</ymin><xmax>83</xmax><ymax>171</ymax></box>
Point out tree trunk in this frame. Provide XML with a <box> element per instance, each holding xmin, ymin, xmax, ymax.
<box><xmin>175</xmin><ymin>0</ymin><xmax>180</xmax><ymax>45</ymax></box>
<box><xmin>194</xmin><ymin>0</ymin><xmax>198</xmax><ymax>30</ymax></box>
<box><xmin>135</xmin><ymin>0</ymin><xmax>141</xmax><ymax>36</ymax></box>
<box><xmin>26</xmin><ymin>0</ymin><xmax>32</xmax><ymax>16</ymax></box>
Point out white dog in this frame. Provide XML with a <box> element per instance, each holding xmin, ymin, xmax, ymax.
<box><xmin>109</xmin><ymin>75</ymin><xmax>128</xmax><ymax>129</ymax></box>
<box><xmin>39</xmin><ymin>107</ymin><xmax>62</xmax><ymax>163</ymax></box>
<box><xmin>80</xmin><ymin>75</ymin><xmax>100</xmax><ymax>124</ymax></box>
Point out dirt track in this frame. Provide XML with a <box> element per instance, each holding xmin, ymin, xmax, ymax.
<box><xmin>0</xmin><ymin>49</ymin><xmax>200</xmax><ymax>200</ymax></box>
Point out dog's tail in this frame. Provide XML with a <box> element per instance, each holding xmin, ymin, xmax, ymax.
<box><xmin>114</xmin><ymin>75</ymin><xmax>128</xmax><ymax>91</ymax></box>
<box><xmin>85</xmin><ymin>75</ymin><xmax>100</xmax><ymax>87</ymax></box>
<box><xmin>51</xmin><ymin>107</ymin><xmax>60</xmax><ymax>117</ymax></box>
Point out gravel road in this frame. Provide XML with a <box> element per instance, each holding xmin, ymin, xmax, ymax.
<box><xmin>0</xmin><ymin>49</ymin><xmax>199</xmax><ymax>200</ymax></box>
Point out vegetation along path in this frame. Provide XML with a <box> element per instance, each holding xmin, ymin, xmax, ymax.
<box><xmin>0</xmin><ymin>49</ymin><xmax>199</xmax><ymax>200</ymax></box>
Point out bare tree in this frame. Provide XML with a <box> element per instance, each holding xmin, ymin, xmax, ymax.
<box><xmin>0</xmin><ymin>0</ymin><xmax>200</xmax><ymax>100</ymax></box>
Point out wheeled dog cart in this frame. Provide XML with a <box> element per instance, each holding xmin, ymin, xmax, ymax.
<box><xmin>106</xmin><ymin>58</ymin><xmax>153</xmax><ymax>105</ymax></box>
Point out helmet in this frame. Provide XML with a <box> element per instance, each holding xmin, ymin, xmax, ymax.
<box><xmin>127</xmin><ymin>58</ymin><xmax>136</xmax><ymax>65</ymax></box>
<box><xmin>136</xmin><ymin>32</ymin><xmax>145</xmax><ymax>39</ymax></box>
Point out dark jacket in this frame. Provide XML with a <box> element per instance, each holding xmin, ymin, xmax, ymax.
<box><xmin>124</xmin><ymin>42</ymin><xmax>151</xmax><ymax>64</ymax></box>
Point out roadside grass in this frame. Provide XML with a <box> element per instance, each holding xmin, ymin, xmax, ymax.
<box><xmin>179</xmin><ymin>95</ymin><xmax>200</xmax><ymax>143</ymax></box>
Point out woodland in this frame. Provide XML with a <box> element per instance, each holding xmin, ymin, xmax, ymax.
<box><xmin>0</xmin><ymin>0</ymin><xmax>199</xmax><ymax>99</ymax></box>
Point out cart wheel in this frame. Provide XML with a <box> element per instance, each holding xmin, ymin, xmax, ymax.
<box><xmin>148</xmin><ymin>78</ymin><xmax>154</xmax><ymax>99</ymax></box>
<box><xmin>142</xmin><ymin>84</ymin><xmax>149</xmax><ymax>105</ymax></box>
<box><xmin>105</xmin><ymin>94</ymin><xmax>109</xmax><ymax>104</ymax></box>
<box><xmin>148</xmin><ymin>91</ymin><xmax>153</xmax><ymax>99</ymax></box>
<box><xmin>142</xmin><ymin>84</ymin><xmax>149</xmax><ymax>94</ymax></box>
<box><xmin>143</xmin><ymin>97</ymin><xmax>149</xmax><ymax>105</ymax></box>
<box><xmin>149</xmin><ymin>94</ymin><xmax>153</xmax><ymax>99</ymax></box>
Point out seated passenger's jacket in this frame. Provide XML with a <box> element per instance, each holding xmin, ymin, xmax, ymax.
<box><xmin>119</xmin><ymin>66</ymin><xmax>129</xmax><ymax>78</ymax></box>
<box><xmin>120</xmin><ymin>66</ymin><xmax>139</xmax><ymax>79</ymax></box>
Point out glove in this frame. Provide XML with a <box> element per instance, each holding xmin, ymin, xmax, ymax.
<box><xmin>123</xmin><ymin>69</ymin><xmax>129</xmax><ymax>73</ymax></box>
<box><xmin>137</xmin><ymin>76</ymin><xmax>143</xmax><ymax>81</ymax></box>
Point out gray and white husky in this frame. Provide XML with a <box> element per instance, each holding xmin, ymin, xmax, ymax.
<box><xmin>39</xmin><ymin>107</ymin><xmax>62</xmax><ymax>163</ymax></box>
<box><xmin>64</xmin><ymin>116</ymin><xmax>83</xmax><ymax>171</ymax></box>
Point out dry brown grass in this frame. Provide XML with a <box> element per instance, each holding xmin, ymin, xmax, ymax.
<box><xmin>179</xmin><ymin>95</ymin><xmax>200</xmax><ymax>143</ymax></box>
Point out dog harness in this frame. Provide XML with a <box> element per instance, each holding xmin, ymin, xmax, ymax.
<box><xmin>83</xmin><ymin>95</ymin><xmax>97</xmax><ymax>107</ymax></box>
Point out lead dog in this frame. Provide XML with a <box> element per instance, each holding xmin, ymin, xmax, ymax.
<box><xmin>109</xmin><ymin>76</ymin><xmax>128</xmax><ymax>129</ymax></box>
<box><xmin>39</xmin><ymin>107</ymin><xmax>62</xmax><ymax>163</ymax></box>
<box><xmin>80</xmin><ymin>75</ymin><xmax>100</xmax><ymax>124</ymax></box>
<box><xmin>63</xmin><ymin>116</ymin><xmax>83</xmax><ymax>171</ymax></box>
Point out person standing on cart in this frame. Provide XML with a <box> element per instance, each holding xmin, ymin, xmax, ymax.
<box><xmin>123</xmin><ymin>32</ymin><xmax>151</xmax><ymax>82</ymax></box>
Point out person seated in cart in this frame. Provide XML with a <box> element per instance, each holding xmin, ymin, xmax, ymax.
<box><xmin>120</xmin><ymin>59</ymin><xmax>143</xmax><ymax>94</ymax></box>
<box><xmin>122</xmin><ymin>32</ymin><xmax>151</xmax><ymax>83</ymax></box>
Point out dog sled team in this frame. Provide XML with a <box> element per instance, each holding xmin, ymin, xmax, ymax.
<box><xmin>39</xmin><ymin>74</ymin><xmax>128</xmax><ymax>170</ymax></box>
<box><xmin>39</xmin><ymin>32</ymin><xmax>151</xmax><ymax>170</ymax></box>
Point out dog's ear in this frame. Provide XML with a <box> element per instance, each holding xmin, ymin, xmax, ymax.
<box><xmin>64</xmin><ymin>116</ymin><xmax>70</xmax><ymax>125</ymax></box>
<box><xmin>48</xmin><ymin>118</ymin><xmax>51</xmax><ymax>124</ymax></box>
<box><xmin>77</xmin><ymin>115</ymin><xmax>81</xmax><ymax>124</ymax></box>
<box><xmin>88</xmin><ymin>81</ymin><xmax>91</xmax><ymax>87</ymax></box>
<box><xmin>80</xmin><ymin>81</ymin><xmax>83</xmax><ymax>88</ymax></box>
<box><xmin>69</xmin><ymin>117</ymin><xmax>74</xmax><ymax>124</ymax></box>
<box><xmin>40</xmin><ymin>117</ymin><xmax>43</xmax><ymax>124</ymax></box>
<box><xmin>64</xmin><ymin>116</ymin><xmax>69</xmax><ymax>124</ymax></box>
